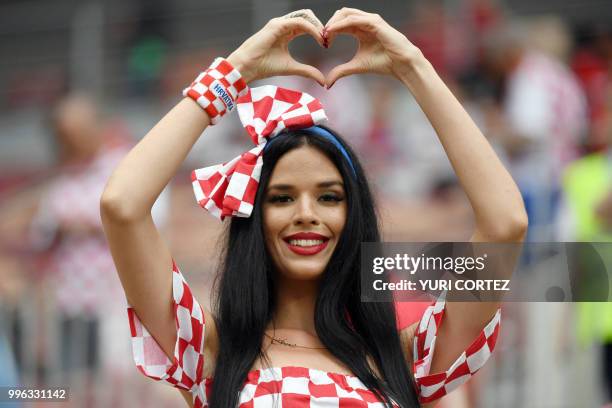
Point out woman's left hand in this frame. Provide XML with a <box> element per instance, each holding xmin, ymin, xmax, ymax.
<box><xmin>324</xmin><ymin>8</ymin><xmax>423</xmax><ymax>87</ymax></box>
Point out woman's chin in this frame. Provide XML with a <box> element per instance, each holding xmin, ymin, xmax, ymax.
<box><xmin>278</xmin><ymin>262</ymin><xmax>327</xmax><ymax>281</ymax></box>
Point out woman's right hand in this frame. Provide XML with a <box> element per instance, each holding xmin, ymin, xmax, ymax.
<box><xmin>226</xmin><ymin>9</ymin><xmax>326</xmax><ymax>86</ymax></box>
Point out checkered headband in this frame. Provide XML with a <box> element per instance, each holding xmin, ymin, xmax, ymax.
<box><xmin>191</xmin><ymin>85</ymin><xmax>327</xmax><ymax>220</ymax></box>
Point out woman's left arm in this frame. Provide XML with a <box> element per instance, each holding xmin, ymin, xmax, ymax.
<box><xmin>325</xmin><ymin>7</ymin><xmax>527</xmax><ymax>387</ymax></box>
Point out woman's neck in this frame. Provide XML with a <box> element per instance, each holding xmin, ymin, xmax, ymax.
<box><xmin>270</xmin><ymin>276</ymin><xmax>319</xmax><ymax>334</ymax></box>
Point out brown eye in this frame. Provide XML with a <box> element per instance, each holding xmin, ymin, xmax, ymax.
<box><xmin>268</xmin><ymin>194</ymin><xmax>293</xmax><ymax>203</ymax></box>
<box><xmin>319</xmin><ymin>193</ymin><xmax>343</xmax><ymax>202</ymax></box>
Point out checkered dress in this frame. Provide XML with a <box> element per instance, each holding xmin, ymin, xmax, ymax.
<box><xmin>128</xmin><ymin>261</ymin><xmax>501</xmax><ymax>407</ymax></box>
<box><xmin>31</xmin><ymin>146</ymin><xmax>129</xmax><ymax>317</ymax></box>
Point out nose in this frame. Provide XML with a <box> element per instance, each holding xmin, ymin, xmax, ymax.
<box><xmin>293</xmin><ymin>196</ymin><xmax>320</xmax><ymax>225</ymax></box>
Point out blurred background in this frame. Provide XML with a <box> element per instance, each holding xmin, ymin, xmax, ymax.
<box><xmin>1</xmin><ymin>0</ymin><xmax>611</xmax><ymax>407</ymax></box>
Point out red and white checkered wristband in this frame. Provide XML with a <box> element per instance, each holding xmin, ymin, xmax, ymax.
<box><xmin>182</xmin><ymin>57</ymin><xmax>249</xmax><ymax>125</ymax></box>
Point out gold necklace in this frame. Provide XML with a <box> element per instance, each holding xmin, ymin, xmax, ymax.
<box><xmin>264</xmin><ymin>332</ymin><xmax>327</xmax><ymax>350</ymax></box>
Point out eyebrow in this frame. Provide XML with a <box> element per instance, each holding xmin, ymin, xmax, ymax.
<box><xmin>266</xmin><ymin>181</ymin><xmax>344</xmax><ymax>191</ymax></box>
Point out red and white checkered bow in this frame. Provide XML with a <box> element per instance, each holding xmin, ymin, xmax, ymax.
<box><xmin>191</xmin><ymin>85</ymin><xmax>328</xmax><ymax>220</ymax></box>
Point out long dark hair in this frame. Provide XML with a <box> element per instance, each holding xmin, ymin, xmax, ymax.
<box><xmin>209</xmin><ymin>125</ymin><xmax>420</xmax><ymax>407</ymax></box>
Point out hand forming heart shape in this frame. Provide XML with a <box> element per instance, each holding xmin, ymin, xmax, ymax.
<box><xmin>226</xmin><ymin>8</ymin><xmax>423</xmax><ymax>89</ymax></box>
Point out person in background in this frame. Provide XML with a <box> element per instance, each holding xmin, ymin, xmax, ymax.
<box><xmin>571</xmin><ymin>26</ymin><xmax>612</xmax><ymax>153</ymax></box>
<box><xmin>560</xmin><ymin>81</ymin><xmax>612</xmax><ymax>408</ymax></box>
<box><xmin>483</xmin><ymin>18</ymin><xmax>587</xmax><ymax>242</ymax></box>
<box><xmin>481</xmin><ymin>17</ymin><xmax>591</xmax><ymax>407</ymax></box>
<box><xmin>28</xmin><ymin>94</ymin><xmax>169</xmax><ymax>402</ymax></box>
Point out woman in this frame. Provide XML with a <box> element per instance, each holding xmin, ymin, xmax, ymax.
<box><xmin>101</xmin><ymin>8</ymin><xmax>527</xmax><ymax>407</ymax></box>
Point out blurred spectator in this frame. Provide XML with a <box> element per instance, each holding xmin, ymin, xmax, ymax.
<box><xmin>528</xmin><ymin>16</ymin><xmax>574</xmax><ymax>62</ymax></box>
<box><xmin>560</xmin><ymin>81</ymin><xmax>612</xmax><ymax>406</ymax></box>
<box><xmin>28</xmin><ymin>94</ymin><xmax>170</xmax><ymax>390</ymax></box>
<box><xmin>29</xmin><ymin>94</ymin><xmax>122</xmax><ymax>382</ymax></box>
<box><xmin>571</xmin><ymin>26</ymin><xmax>612</xmax><ymax>152</ymax></box>
<box><xmin>481</xmin><ymin>21</ymin><xmax>590</xmax><ymax>405</ymax></box>
<box><xmin>483</xmin><ymin>19</ymin><xmax>588</xmax><ymax>241</ymax></box>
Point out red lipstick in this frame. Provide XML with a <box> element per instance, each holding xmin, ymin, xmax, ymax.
<box><xmin>283</xmin><ymin>232</ymin><xmax>329</xmax><ymax>256</ymax></box>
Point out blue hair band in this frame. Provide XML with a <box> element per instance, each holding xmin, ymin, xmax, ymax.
<box><xmin>263</xmin><ymin>126</ymin><xmax>357</xmax><ymax>176</ymax></box>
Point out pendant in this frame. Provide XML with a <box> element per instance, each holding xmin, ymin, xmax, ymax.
<box><xmin>271</xmin><ymin>337</ymin><xmax>296</xmax><ymax>347</ymax></box>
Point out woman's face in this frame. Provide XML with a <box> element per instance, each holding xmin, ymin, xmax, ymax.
<box><xmin>263</xmin><ymin>144</ymin><xmax>347</xmax><ymax>281</ymax></box>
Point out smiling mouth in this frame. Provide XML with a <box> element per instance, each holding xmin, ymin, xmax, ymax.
<box><xmin>284</xmin><ymin>239</ymin><xmax>329</xmax><ymax>255</ymax></box>
<box><xmin>288</xmin><ymin>239</ymin><xmax>325</xmax><ymax>247</ymax></box>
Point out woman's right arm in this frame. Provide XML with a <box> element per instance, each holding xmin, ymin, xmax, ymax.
<box><xmin>100</xmin><ymin>98</ymin><xmax>213</xmax><ymax>361</ymax></box>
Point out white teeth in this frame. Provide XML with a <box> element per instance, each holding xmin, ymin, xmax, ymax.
<box><xmin>288</xmin><ymin>239</ymin><xmax>324</xmax><ymax>247</ymax></box>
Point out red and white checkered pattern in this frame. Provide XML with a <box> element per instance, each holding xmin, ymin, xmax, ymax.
<box><xmin>183</xmin><ymin>57</ymin><xmax>248</xmax><ymax>125</ymax></box>
<box><xmin>236</xmin><ymin>366</ymin><xmax>398</xmax><ymax>407</ymax></box>
<box><xmin>32</xmin><ymin>146</ymin><xmax>129</xmax><ymax>317</ymax></box>
<box><xmin>128</xmin><ymin>260</ymin><xmax>207</xmax><ymax>406</ymax></box>
<box><xmin>128</xmin><ymin>262</ymin><xmax>501</xmax><ymax>407</ymax></box>
<box><xmin>191</xmin><ymin>85</ymin><xmax>327</xmax><ymax>220</ymax></box>
<box><xmin>412</xmin><ymin>296</ymin><xmax>501</xmax><ymax>403</ymax></box>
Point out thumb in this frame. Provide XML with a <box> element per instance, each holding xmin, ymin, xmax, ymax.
<box><xmin>325</xmin><ymin>59</ymin><xmax>364</xmax><ymax>89</ymax></box>
<box><xmin>286</xmin><ymin>61</ymin><xmax>325</xmax><ymax>87</ymax></box>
